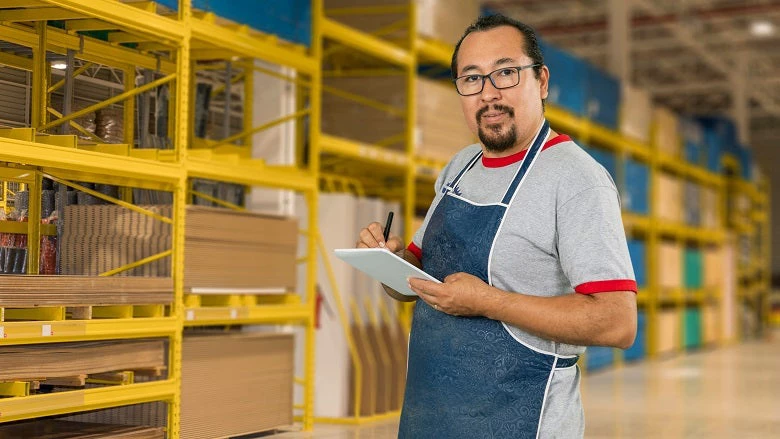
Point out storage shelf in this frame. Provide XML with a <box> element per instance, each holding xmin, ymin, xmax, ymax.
<box><xmin>0</xmin><ymin>221</ymin><xmax>57</xmax><ymax>236</ymax></box>
<box><xmin>185</xmin><ymin>154</ymin><xmax>317</xmax><ymax>192</ymax></box>
<box><xmin>321</xmin><ymin>134</ymin><xmax>408</xmax><ymax>169</ymax></box>
<box><xmin>0</xmin><ymin>138</ymin><xmax>182</xmax><ymax>188</ymax></box>
<box><xmin>657</xmin><ymin>222</ymin><xmax>725</xmax><ymax>244</ymax></box>
<box><xmin>0</xmin><ymin>317</ymin><xmax>177</xmax><ymax>346</ymax></box>
<box><xmin>322</xmin><ymin>18</ymin><xmax>413</xmax><ymax>67</ymax></box>
<box><xmin>184</xmin><ymin>303</ymin><xmax>311</xmax><ymax>326</ymax></box>
<box><xmin>0</xmin><ymin>379</ymin><xmax>176</xmax><ymax>423</ymax></box>
<box><xmin>415</xmin><ymin>37</ymin><xmax>451</xmax><ymax>66</ymax></box>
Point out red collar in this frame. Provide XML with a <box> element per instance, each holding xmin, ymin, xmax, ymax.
<box><xmin>482</xmin><ymin>134</ymin><xmax>571</xmax><ymax>168</ymax></box>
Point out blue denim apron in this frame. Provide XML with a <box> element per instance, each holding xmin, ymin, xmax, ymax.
<box><xmin>398</xmin><ymin>121</ymin><xmax>578</xmax><ymax>438</ymax></box>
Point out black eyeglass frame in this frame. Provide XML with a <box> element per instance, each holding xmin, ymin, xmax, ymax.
<box><xmin>452</xmin><ymin>63</ymin><xmax>541</xmax><ymax>96</ymax></box>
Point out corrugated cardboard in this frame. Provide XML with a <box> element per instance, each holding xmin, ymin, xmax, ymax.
<box><xmin>658</xmin><ymin>242</ymin><xmax>682</xmax><ymax>290</ymax></box>
<box><xmin>704</xmin><ymin>247</ymin><xmax>724</xmax><ymax>288</ymax></box>
<box><xmin>701</xmin><ymin>187</ymin><xmax>719</xmax><ymax>228</ymax></box>
<box><xmin>653</xmin><ymin>106</ymin><xmax>680</xmax><ymax>156</ymax></box>
<box><xmin>417</xmin><ymin>0</ymin><xmax>479</xmax><ymax>45</ymax></box>
<box><xmin>656</xmin><ymin>174</ymin><xmax>681</xmax><ymax>223</ymax></box>
<box><xmin>348</xmin><ymin>322</ymin><xmax>377</xmax><ymax>416</ymax></box>
<box><xmin>0</xmin><ymin>420</ymin><xmax>164</xmax><ymax>439</ymax></box>
<box><xmin>62</xmin><ymin>205</ymin><xmax>298</xmax><ymax>290</ymax></box>
<box><xmin>620</xmin><ymin>84</ymin><xmax>652</xmax><ymax>143</ymax></box>
<box><xmin>181</xmin><ymin>332</ymin><xmax>294</xmax><ymax>439</ymax></box>
<box><xmin>657</xmin><ymin>309</ymin><xmax>680</xmax><ymax>354</ymax></box>
<box><xmin>416</xmin><ymin>78</ymin><xmax>475</xmax><ymax>161</ymax></box>
<box><xmin>702</xmin><ymin>304</ymin><xmax>719</xmax><ymax>345</ymax></box>
<box><xmin>322</xmin><ymin>76</ymin><xmax>474</xmax><ymax>162</ymax></box>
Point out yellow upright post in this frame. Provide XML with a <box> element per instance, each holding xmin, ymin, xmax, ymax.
<box><xmin>304</xmin><ymin>0</ymin><xmax>323</xmax><ymax>430</ymax></box>
<box><xmin>646</xmin><ymin>124</ymin><xmax>661</xmax><ymax>358</ymax></box>
<box><xmin>26</xmin><ymin>172</ymin><xmax>42</xmax><ymax>274</ymax></box>
<box><xmin>168</xmin><ymin>1</ymin><xmax>192</xmax><ymax>438</ymax></box>
<box><xmin>32</xmin><ymin>22</ymin><xmax>48</xmax><ymax>130</ymax></box>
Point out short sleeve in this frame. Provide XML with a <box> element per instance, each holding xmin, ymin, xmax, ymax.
<box><xmin>557</xmin><ymin>185</ymin><xmax>637</xmax><ymax>294</ymax></box>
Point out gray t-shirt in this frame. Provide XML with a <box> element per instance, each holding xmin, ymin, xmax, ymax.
<box><xmin>408</xmin><ymin>134</ymin><xmax>636</xmax><ymax>437</ymax></box>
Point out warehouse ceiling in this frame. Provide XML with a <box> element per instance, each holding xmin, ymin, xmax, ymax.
<box><xmin>485</xmin><ymin>0</ymin><xmax>780</xmax><ymax>149</ymax></box>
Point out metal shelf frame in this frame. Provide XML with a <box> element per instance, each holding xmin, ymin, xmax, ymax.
<box><xmin>0</xmin><ymin>0</ymin><xmax>322</xmax><ymax>435</ymax></box>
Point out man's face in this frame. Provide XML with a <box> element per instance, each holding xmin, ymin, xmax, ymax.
<box><xmin>455</xmin><ymin>26</ymin><xmax>549</xmax><ymax>153</ymax></box>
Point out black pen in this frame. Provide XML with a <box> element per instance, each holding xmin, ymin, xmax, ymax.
<box><xmin>383</xmin><ymin>211</ymin><xmax>394</xmax><ymax>243</ymax></box>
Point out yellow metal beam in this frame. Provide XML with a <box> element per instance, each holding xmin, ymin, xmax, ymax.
<box><xmin>320</xmin><ymin>134</ymin><xmax>408</xmax><ymax>169</ymax></box>
<box><xmin>0</xmin><ymin>23</ymin><xmax>174</xmax><ymax>73</ymax></box>
<box><xmin>42</xmin><ymin>73</ymin><xmax>175</xmax><ymax>131</ymax></box>
<box><xmin>99</xmin><ymin>250</ymin><xmax>173</xmax><ymax>277</ymax></box>
<box><xmin>322</xmin><ymin>84</ymin><xmax>405</xmax><ymax>117</ymax></box>
<box><xmin>107</xmin><ymin>31</ymin><xmax>157</xmax><ymax>43</ymax></box>
<box><xmin>65</xmin><ymin>18</ymin><xmax>123</xmax><ymax>32</ymax></box>
<box><xmin>48</xmin><ymin>62</ymin><xmax>94</xmax><ymax>93</ymax></box>
<box><xmin>185</xmin><ymin>155</ymin><xmax>317</xmax><ymax>192</ymax></box>
<box><xmin>416</xmin><ymin>37</ymin><xmax>452</xmax><ymax>67</ymax></box>
<box><xmin>0</xmin><ymin>137</ymin><xmax>181</xmax><ymax>184</ymax></box>
<box><xmin>211</xmin><ymin>109</ymin><xmax>311</xmax><ymax>148</ymax></box>
<box><xmin>0</xmin><ymin>380</ymin><xmax>177</xmax><ymax>423</ymax></box>
<box><xmin>0</xmin><ymin>0</ymin><xmax>47</xmax><ymax>6</ymax></box>
<box><xmin>42</xmin><ymin>0</ymin><xmax>185</xmax><ymax>43</ymax></box>
<box><xmin>322</xmin><ymin>18</ymin><xmax>412</xmax><ymax>67</ymax></box>
<box><xmin>190</xmin><ymin>18</ymin><xmax>317</xmax><ymax>74</ymax></box>
<box><xmin>189</xmin><ymin>189</ymin><xmax>245</xmax><ymax>211</ymax></box>
<box><xmin>325</xmin><ymin>5</ymin><xmax>409</xmax><ymax>16</ymax></box>
<box><xmin>0</xmin><ymin>51</ymin><xmax>33</xmax><ymax>71</ymax></box>
<box><xmin>0</xmin><ymin>317</ymin><xmax>176</xmax><ymax>346</ymax></box>
<box><xmin>0</xmin><ymin>7</ymin><xmax>87</xmax><ymax>21</ymax></box>
<box><xmin>46</xmin><ymin>107</ymin><xmax>103</xmax><ymax>142</ymax></box>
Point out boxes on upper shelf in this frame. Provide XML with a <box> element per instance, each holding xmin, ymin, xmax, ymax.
<box><xmin>702</xmin><ymin>304</ymin><xmax>719</xmax><ymax>345</ymax></box>
<box><xmin>416</xmin><ymin>78</ymin><xmax>475</xmax><ymax>162</ymax></box>
<box><xmin>701</xmin><ymin>187</ymin><xmax>719</xmax><ymax>228</ymax></box>
<box><xmin>620</xmin><ymin>84</ymin><xmax>652</xmax><ymax>143</ymax></box>
<box><xmin>684</xmin><ymin>181</ymin><xmax>701</xmax><ymax>226</ymax></box>
<box><xmin>698</xmin><ymin>117</ymin><xmax>737</xmax><ymax>173</ymax></box>
<box><xmin>586</xmin><ymin>64</ymin><xmax>621</xmax><ymax>130</ymax></box>
<box><xmin>653</xmin><ymin>106</ymin><xmax>680</xmax><ymax>156</ymax></box>
<box><xmin>656</xmin><ymin>173</ymin><xmax>682</xmax><ymax>223</ymax></box>
<box><xmin>540</xmin><ymin>40</ymin><xmax>589</xmax><ymax>118</ymax></box>
<box><xmin>586</xmin><ymin>146</ymin><xmax>617</xmax><ymax>182</ymax></box>
<box><xmin>623</xmin><ymin>159</ymin><xmax>650</xmax><ymax>215</ymax></box>
<box><xmin>680</xmin><ymin>118</ymin><xmax>705</xmax><ymax>167</ymax></box>
<box><xmin>418</xmin><ymin>0</ymin><xmax>480</xmax><ymax>45</ymax></box>
<box><xmin>704</xmin><ymin>246</ymin><xmax>724</xmax><ymax>288</ymax></box>
<box><xmin>627</xmin><ymin>239</ymin><xmax>646</xmax><ymax>288</ymax></box>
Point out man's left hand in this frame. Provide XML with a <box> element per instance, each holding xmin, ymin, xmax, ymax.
<box><xmin>408</xmin><ymin>272</ymin><xmax>497</xmax><ymax>316</ymax></box>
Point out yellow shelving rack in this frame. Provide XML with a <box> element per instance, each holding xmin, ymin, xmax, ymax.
<box><xmin>0</xmin><ymin>0</ymin><xmax>321</xmax><ymax>436</ymax></box>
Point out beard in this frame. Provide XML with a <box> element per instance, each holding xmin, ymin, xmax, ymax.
<box><xmin>476</xmin><ymin>104</ymin><xmax>517</xmax><ymax>153</ymax></box>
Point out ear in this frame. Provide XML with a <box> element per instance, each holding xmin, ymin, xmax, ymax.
<box><xmin>539</xmin><ymin>65</ymin><xmax>550</xmax><ymax>100</ymax></box>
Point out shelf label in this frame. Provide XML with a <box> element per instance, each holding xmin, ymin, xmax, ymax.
<box><xmin>230</xmin><ymin>309</ymin><xmax>238</xmax><ymax>319</ymax></box>
<box><xmin>42</xmin><ymin>324</ymin><xmax>52</xmax><ymax>337</ymax></box>
<box><xmin>186</xmin><ymin>310</ymin><xmax>194</xmax><ymax>321</ymax></box>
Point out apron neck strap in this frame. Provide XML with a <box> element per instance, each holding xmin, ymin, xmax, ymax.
<box><xmin>500</xmin><ymin>119</ymin><xmax>550</xmax><ymax>205</ymax></box>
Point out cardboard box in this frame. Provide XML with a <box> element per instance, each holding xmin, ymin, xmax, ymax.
<box><xmin>704</xmin><ymin>247</ymin><xmax>724</xmax><ymax>288</ymax></box>
<box><xmin>417</xmin><ymin>0</ymin><xmax>479</xmax><ymax>45</ymax></box>
<box><xmin>701</xmin><ymin>187</ymin><xmax>719</xmax><ymax>228</ymax></box>
<box><xmin>181</xmin><ymin>332</ymin><xmax>294</xmax><ymax>439</ymax></box>
<box><xmin>322</xmin><ymin>76</ymin><xmax>474</xmax><ymax>162</ymax></box>
<box><xmin>653</xmin><ymin>106</ymin><xmax>680</xmax><ymax>156</ymax></box>
<box><xmin>657</xmin><ymin>309</ymin><xmax>680</xmax><ymax>354</ymax></box>
<box><xmin>656</xmin><ymin>173</ymin><xmax>681</xmax><ymax>223</ymax></box>
<box><xmin>658</xmin><ymin>242</ymin><xmax>682</xmax><ymax>290</ymax></box>
<box><xmin>620</xmin><ymin>84</ymin><xmax>652</xmax><ymax>143</ymax></box>
<box><xmin>62</xmin><ymin>205</ymin><xmax>298</xmax><ymax>291</ymax></box>
<box><xmin>702</xmin><ymin>304</ymin><xmax>719</xmax><ymax>345</ymax></box>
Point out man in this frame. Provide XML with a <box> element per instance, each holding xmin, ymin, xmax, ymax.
<box><xmin>357</xmin><ymin>13</ymin><xmax>637</xmax><ymax>439</ymax></box>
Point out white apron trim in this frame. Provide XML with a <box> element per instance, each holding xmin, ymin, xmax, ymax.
<box><xmin>500</xmin><ymin>321</ymin><xmax>578</xmax><ymax>359</ymax></box>
<box><xmin>536</xmin><ymin>357</ymin><xmax>558</xmax><ymax>439</ymax></box>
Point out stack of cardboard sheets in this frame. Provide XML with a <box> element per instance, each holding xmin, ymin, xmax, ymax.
<box><xmin>0</xmin><ymin>276</ymin><xmax>172</xmax><ymax>307</ymax></box>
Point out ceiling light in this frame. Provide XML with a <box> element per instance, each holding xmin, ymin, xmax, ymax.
<box><xmin>750</xmin><ymin>20</ymin><xmax>775</xmax><ymax>37</ymax></box>
<box><xmin>51</xmin><ymin>62</ymin><xmax>67</xmax><ymax>70</ymax></box>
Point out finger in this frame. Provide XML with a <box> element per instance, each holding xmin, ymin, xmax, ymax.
<box><xmin>408</xmin><ymin>278</ymin><xmax>441</xmax><ymax>296</ymax></box>
<box><xmin>358</xmin><ymin>227</ymin><xmax>380</xmax><ymax>248</ymax></box>
<box><xmin>367</xmin><ymin>222</ymin><xmax>387</xmax><ymax>247</ymax></box>
<box><xmin>386</xmin><ymin>235</ymin><xmax>404</xmax><ymax>253</ymax></box>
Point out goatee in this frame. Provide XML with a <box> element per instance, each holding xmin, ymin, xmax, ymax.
<box><xmin>476</xmin><ymin>105</ymin><xmax>517</xmax><ymax>153</ymax></box>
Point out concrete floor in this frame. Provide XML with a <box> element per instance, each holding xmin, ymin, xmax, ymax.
<box><xmin>267</xmin><ymin>331</ymin><xmax>780</xmax><ymax>438</ymax></box>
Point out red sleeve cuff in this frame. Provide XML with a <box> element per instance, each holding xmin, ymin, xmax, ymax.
<box><xmin>575</xmin><ymin>279</ymin><xmax>637</xmax><ymax>294</ymax></box>
<box><xmin>407</xmin><ymin>242</ymin><xmax>422</xmax><ymax>261</ymax></box>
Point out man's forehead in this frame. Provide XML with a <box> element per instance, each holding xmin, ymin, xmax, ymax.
<box><xmin>457</xmin><ymin>26</ymin><xmax>528</xmax><ymax>71</ymax></box>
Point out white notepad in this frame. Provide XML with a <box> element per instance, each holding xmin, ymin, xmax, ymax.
<box><xmin>333</xmin><ymin>247</ymin><xmax>441</xmax><ymax>297</ymax></box>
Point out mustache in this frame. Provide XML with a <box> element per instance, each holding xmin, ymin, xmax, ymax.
<box><xmin>476</xmin><ymin>105</ymin><xmax>515</xmax><ymax>122</ymax></box>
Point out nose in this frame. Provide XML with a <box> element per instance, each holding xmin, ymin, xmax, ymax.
<box><xmin>480</xmin><ymin>77</ymin><xmax>501</xmax><ymax>102</ymax></box>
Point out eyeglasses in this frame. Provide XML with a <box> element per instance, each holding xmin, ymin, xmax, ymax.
<box><xmin>453</xmin><ymin>64</ymin><xmax>540</xmax><ymax>96</ymax></box>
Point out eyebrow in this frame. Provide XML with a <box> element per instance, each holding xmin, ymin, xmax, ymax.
<box><xmin>459</xmin><ymin>57</ymin><xmax>519</xmax><ymax>75</ymax></box>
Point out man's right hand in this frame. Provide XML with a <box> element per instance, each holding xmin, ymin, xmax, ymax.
<box><xmin>356</xmin><ymin>221</ymin><xmax>404</xmax><ymax>253</ymax></box>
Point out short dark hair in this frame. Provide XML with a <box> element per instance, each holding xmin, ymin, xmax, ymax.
<box><xmin>451</xmin><ymin>14</ymin><xmax>544</xmax><ymax>81</ymax></box>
